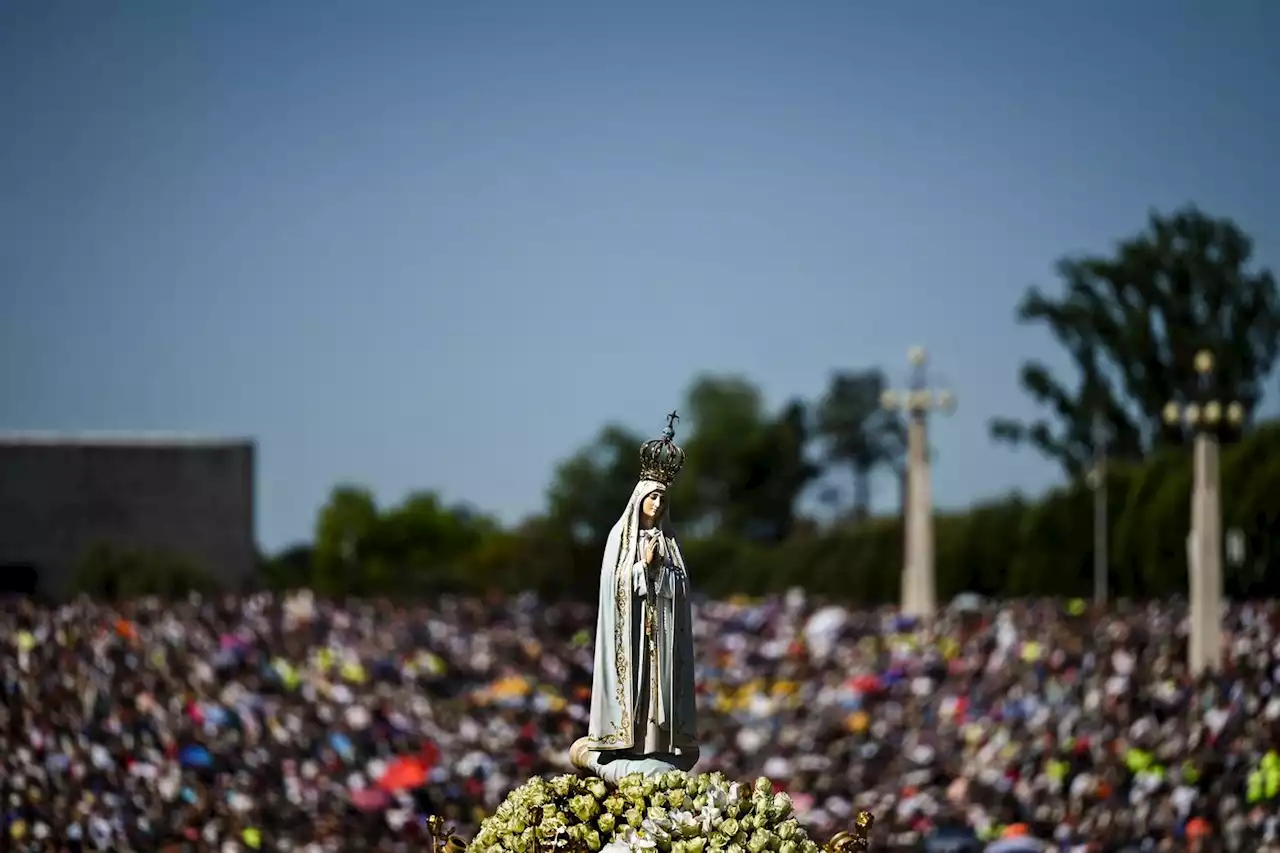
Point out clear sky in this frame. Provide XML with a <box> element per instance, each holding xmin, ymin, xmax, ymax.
<box><xmin>3</xmin><ymin>1</ymin><xmax>1278</xmax><ymax>551</ymax></box>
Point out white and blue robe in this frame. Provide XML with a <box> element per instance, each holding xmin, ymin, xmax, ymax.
<box><xmin>584</xmin><ymin>479</ymin><xmax>698</xmax><ymax>776</ymax></box>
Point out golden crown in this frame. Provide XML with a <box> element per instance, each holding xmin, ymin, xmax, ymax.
<box><xmin>639</xmin><ymin>410</ymin><xmax>686</xmax><ymax>486</ymax></box>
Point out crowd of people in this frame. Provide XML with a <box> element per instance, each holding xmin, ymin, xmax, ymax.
<box><xmin>3</xmin><ymin>590</ymin><xmax>1279</xmax><ymax>852</ymax></box>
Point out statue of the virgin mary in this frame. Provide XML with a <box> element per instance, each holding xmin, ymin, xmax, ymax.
<box><xmin>570</xmin><ymin>412</ymin><xmax>699</xmax><ymax>783</ymax></box>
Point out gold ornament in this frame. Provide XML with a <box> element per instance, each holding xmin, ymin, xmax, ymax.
<box><xmin>825</xmin><ymin>811</ymin><xmax>875</xmax><ymax>853</ymax></box>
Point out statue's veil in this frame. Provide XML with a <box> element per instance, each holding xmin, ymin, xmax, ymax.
<box><xmin>610</xmin><ymin>480</ymin><xmax>686</xmax><ymax>575</ymax></box>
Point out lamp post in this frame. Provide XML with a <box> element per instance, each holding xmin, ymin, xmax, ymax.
<box><xmin>1089</xmin><ymin>413</ymin><xmax>1109</xmax><ymax>607</ymax></box>
<box><xmin>1162</xmin><ymin>349</ymin><xmax>1246</xmax><ymax>676</ymax></box>
<box><xmin>881</xmin><ymin>346</ymin><xmax>956</xmax><ymax>619</ymax></box>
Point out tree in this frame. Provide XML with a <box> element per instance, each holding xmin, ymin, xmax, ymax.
<box><xmin>73</xmin><ymin>545</ymin><xmax>220</xmax><ymax>599</ymax></box>
<box><xmin>679</xmin><ymin>376</ymin><xmax>819</xmax><ymax>543</ymax></box>
<box><xmin>990</xmin><ymin>206</ymin><xmax>1280</xmax><ymax>478</ymax></box>
<box><xmin>312</xmin><ymin>485</ymin><xmax>380</xmax><ymax>595</ymax></box>
<box><xmin>1222</xmin><ymin>422</ymin><xmax>1280</xmax><ymax>597</ymax></box>
<box><xmin>372</xmin><ymin>492</ymin><xmax>500</xmax><ymax>590</ymax></box>
<box><xmin>678</xmin><ymin>375</ymin><xmax>772</xmax><ymax>533</ymax></box>
<box><xmin>546</xmin><ymin>425</ymin><xmax>647</xmax><ymax>546</ymax></box>
<box><xmin>260</xmin><ymin>544</ymin><xmax>314</xmax><ymax>590</ymax></box>
<box><xmin>730</xmin><ymin>398</ymin><xmax>820</xmax><ymax>542</ymax></box>
<box><xmin>814</xmin><ymin>368</ymin><xmax>905</xmax><ymax>520</ymax></box>
<box><xmin>239</xmin><ymin>419</ymin><xmax>1280</xmax><ymax>601</ymax></box>
<box><xmin>545</xmin><ymin>376</ymin><xmax>818</xmax><ymax>559</ymax></box>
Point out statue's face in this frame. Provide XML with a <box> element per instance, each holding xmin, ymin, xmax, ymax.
<box><xmin>640</xmin><ymin>490</ymin><xmax>666</xmax><ymax>523</ymax></box>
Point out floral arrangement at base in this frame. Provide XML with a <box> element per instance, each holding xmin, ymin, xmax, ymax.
<box><xmin>460</xmin><ymin>772</ymin><xmax>873</xmax><ymax>853</ymax></box>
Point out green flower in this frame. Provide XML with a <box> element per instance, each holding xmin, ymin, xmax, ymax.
<box><xmin>724</xmin><ymin>803</ymin><xmax>741</xmax><ymax>820</ymax></box>
<box><xmin>707</xmin><ymin>832</ymin><xmax>729</xmax><ymax>850</ymax></box>
<box><xmin>625</xmin><ymin>808</ymin><xmax>644</xmax><ymax>828</ymax></box>
<box><xmin>537</xmin><ymin>816</ymin><xmax>567</xmax><ymax>841</ymax></box>
<box><xmin>776</xmin><ymin>821</ymin><xmax>798</xmax><ymax>841</ymax></box>
<box><xmin>597</xmin><ymin>813</ymin><xmax>617</xmax><ymax>834</ymax></box>
<box><xmin>604</xmin><ymin>796</ymin><xmax>626</xmax><ymax>816</ymax></box>
<box><xmin>551</xmin><ymin>775</ymin><xmax>576</xmax><ymax>798</ymax></box>
<box><xmin>524</xmin><ymin>781</ymin><xmax>550</xmax><ymax>807</ymax></box>
<box><xmin>719</xmin><ymin>819</ymin><xmax>740</xmax><ymax>838</ymax></box>
<box><xmin>618</xmin><ymin>776</ymin><xmax>644</xmax><ymax>799</ymax></box>
<box><xmin>692</xmin><ymin>795</ymin><xmax>708</xmax><ymax>811</ymax></box>
<box><xmin>727</xmin><ymin>844</ymin><xmax>745</xmax><ymax>853</ymax></box>
<box><xmin>647</xmin><ymin>806</ymin><xmax>669</xmax><ymax>823</ymax></box>
<box><xmin>570</xmin><ymin>794</ymin><xmax>600</xmax><ymax>823</ymax></box>
<box><xmin>748</xmin><ymin>832</ymin><xmax>774</xmax><ymax>853</ymax></box>
<box><xmin>753</xmin><ymin>778</ymin><xmax>772</xmax><ymax>797</ymax></box>
<box><xmin>778</xmin><ymin>842</ymin><xmax>797</xmax><ymax>853</ymax></box>
<box><xmin>587</xmin><ymin>779</ymin><xmax>609</xmax><ymax>800</ymax></box>
<box><xmin>672</xmin><ymin>842</ymin><xmax>689</xmax><ymax>853</ymax></box>
<box><xmin>584</xmin><ymin>829</ymin><xmax>602</xmax><ymax>851</ymax></box>
<box><xmin>685</xmin><ymin>837</ymin><xmax>707</xmax><ymax>853</ymax></box>
<box><xmin>666</xmin><ymin>789</ymin><xmax>687</xmax><ymax>810</ymax></box>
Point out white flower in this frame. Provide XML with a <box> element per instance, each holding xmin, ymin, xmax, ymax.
<box><xmin>627</xmin><ymin>830</ymin><xmax>658</xmax><ymax>851</ymax></box>
<box><xmin>641</xmin><ymin>819</ymin><xmax>672</xmax><ymax>843</ymax></box>
<box><xmin>706</xmin><ymin>786</ymin><xmax>728</xmax><ymax>812</ymax></box>
<box><xmin>670</xmin><ymin>810</ymin><xmax>702</xmax><ymax>838</ymax></box>
<box><xmin>606</xmin><ymin>825</ymin><xmax>659</xmax><ymax>853</ymax></box>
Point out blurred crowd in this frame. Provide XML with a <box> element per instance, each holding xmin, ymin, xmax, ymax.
<box><xmin>3</xmin><ymin>590</ymin><xmax>1280</xmax><ymax>853</ymax></box>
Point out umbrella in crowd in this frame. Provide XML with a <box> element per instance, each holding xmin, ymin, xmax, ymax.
<box><xmin>378</xmin><ymin>756</ymin><xmax>431</xmax><ymax>793</ymax></box>
<box><xmin>3</xmin><ymin>590</ymin><xmax>1280</xmax><ymax>852</ymax></box>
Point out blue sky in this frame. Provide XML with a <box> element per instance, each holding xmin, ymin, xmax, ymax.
<box><xmin>3</xmin><ymin>1</ymin><xmax>1278</xmax><ymax>550</ymax></box>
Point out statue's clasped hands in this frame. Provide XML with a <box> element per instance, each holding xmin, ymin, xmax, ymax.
<box><xmin>633</xmin><ymin>536</ymin><xmax>665</xmax><ymax>598</ymax></box>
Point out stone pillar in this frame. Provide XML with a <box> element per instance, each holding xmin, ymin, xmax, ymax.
<box><xmin>1188</xmin><ymin>433</ymin><xmax>1223</xmax><ymax>675</ymax></box>
<box><xmin>903</xmin><ymin>412</ymin><xmax>936</xmax><ymax>619</ymax></box>
<box><xmin>882</xmin><ymin>347</ymin><xmax>952</xmax><ymax>620</ymax></box>
<box><xmin>1165</xmin><ymin>350</ymin><xmax>1239</xmax><ymax>676</ymax></box>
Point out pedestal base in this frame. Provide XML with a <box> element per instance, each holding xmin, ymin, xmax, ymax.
<box><xmin>569</xmin><ymin>737</ymin><xmax>698</xmax><ymax>785</ymax></box>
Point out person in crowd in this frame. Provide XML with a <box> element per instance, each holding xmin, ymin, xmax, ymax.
<box><xmin>3</xmin><ymin>591</ymin><xmax>1278</xmax><ymax>852</ymax></box>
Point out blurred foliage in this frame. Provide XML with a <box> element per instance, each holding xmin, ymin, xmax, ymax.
<box><xmin>990</xmin><ymin>205</ymin><xmax>1280</xmax><ymax>479</ymax></box>
<box><xmin>72</xmin><ymin>545</ymin><xmax>220</xmax><ymax>599</ymax></box>
<box><xmin>815</xmin><ymin>368</ymin><xmax>905</xmax><ymax>522</ymax></box>
<box><xmin>247</xmin><ymin>418</ymin><xmax>1280</xmax><ymax>605</ymax></box>
<box><xmin>65</xmin><ymin>206</ymin><xmax>1280</xmax><ymax>603</ymax></box>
